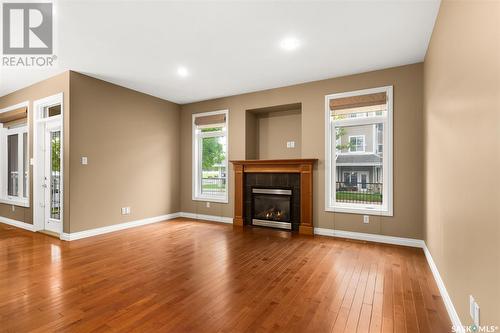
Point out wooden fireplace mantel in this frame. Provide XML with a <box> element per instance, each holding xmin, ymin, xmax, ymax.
<box><xmin>230</xmin><ymin>159</ymin><xmax>318</xmax><ymax>235</ymax></box>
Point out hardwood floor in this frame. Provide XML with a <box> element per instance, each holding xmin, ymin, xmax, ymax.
<box><xmin>0</xmin><ymin>219</ymin><xmax>451</xmax><ymax>332</ymax></box>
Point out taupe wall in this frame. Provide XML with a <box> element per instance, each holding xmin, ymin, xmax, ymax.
<box><xmin>68</xmin><ymin>72</ymin><xmax>181</xmax><ymax>232</ymax></box>
<box><xmin>0</xmin><ymin>72</ymin><xmax>70</xmax><ymax>226</ymax></box>
<box><xmin>256</xmin><ymin>110</ymin><xmax>301</xmax><ymax>160</ymax></box>
<box><xmin>245</xmin><ymin>111</ymin><xmax>258</xmax><ymax>160</ymax></box>
<box><xmin>181</xmin><ymin>63</ymin><xmax>424</xmax><ymax>239</ymax></box>
<box><xmin>424</xmin><ymin>0</ymin><xmax>500</xmax><ymax>326</ymax></box>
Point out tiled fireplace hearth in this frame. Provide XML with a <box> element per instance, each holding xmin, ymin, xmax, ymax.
<box><xmin>230</xmin><ymin>159</ymin><xmax>317</xmax><ymax>235</ymax></box>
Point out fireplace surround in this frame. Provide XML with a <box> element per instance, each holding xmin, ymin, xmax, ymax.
<box><xmin>230</xmin><ymin>159</ymin><xmax>317</xmax><ymax>235</ymax></box>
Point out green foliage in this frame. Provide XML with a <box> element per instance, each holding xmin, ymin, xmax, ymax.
<box><xmin>336</xmin><ymin>191</ymin><xmax>382</xmax><ymax>203</ymax></box>
<box><xmin>201</xmin><ymin>127</ymin><xmax>221</xmax><ymax>133</ymax></box>
<box><xmin>51</xmin><ymin>135</ymin><xmax>60</xmax><ymax>171</ymax></box>
<box><xmin>202</xmin><ymin>137</ymin><xmax>225</xmax><ymax>170</ymax></box>
<box><xmin>336</xmin><ymin>128</ymin><xmax>351</xmax><ymax>151</ymax></box>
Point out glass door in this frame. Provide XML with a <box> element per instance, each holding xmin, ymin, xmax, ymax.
<box><xmin>43</xmin><ymin>121</ymin><xmax>61</xmax><ymax>233</ymax></box>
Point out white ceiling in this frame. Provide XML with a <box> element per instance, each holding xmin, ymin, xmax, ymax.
<box><xmin>0</xmin><ymin>1</ymin><xmax>440</xmax><ymax>104</ymax></box>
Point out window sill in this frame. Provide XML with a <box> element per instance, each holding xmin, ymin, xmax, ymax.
<box><xmin>0</xmin><ymin>197</ymin><xmax>30</xmax><ymax>208</ymax></box>
<box><xmin>192</xmin><ymin>196</ymin><xmax>228</xmax><ymax>204</ymax></box>
<box><xmin>325</xmin><ymin>205</ymin><xmax>393</xmax><ymax>217</ymax></box>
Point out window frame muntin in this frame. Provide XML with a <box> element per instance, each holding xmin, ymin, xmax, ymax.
<box><xmin>192</xmin><ymin>109</ymin><xmax>229</xmax><ymax>203</ymax></box>
<box><xmin>325</xmin><ymin>86</ymin><xmax>393</xmax><ymax>216</ymax></box>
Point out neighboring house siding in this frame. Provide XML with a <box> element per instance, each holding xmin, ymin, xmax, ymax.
<box><xmin>339</xmin><ymin>124</ymin><xmax>374</xmax><ymax>153</ymax></box>
<box><xmin>336</xmin><ymin>123</ymin><xmax>383</xmax><ymax>185</ymax></box>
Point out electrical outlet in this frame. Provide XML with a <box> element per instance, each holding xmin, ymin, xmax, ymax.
<box><xmin>206</xmin><ymin>202</ymin><xmax>210</xmax><ymax>208</ymax></box>
<box><xmin>81</xmin><ymin>156</ymin><xmax>88</xmax><ymax>165</ymax></box>
<box><xmin>121</xmin><ymin>207</ymin><xmax>131</xmax><ymax>215</ymax></box>
<box><xmin>286</xmin><ymin>141</ymin><xmax>295</xmax><ymax>148</ymax></box>
<box><xmin>11</xmin><ymin>205</ymin><xmax>15</xmax><ymax>212</ymax></box>
<box><xmin>363</xmin><ymin>215</ymin><xmax>369</xmax><ymax>224</ymax></box>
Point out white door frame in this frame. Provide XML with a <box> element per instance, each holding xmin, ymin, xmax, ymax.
<box><xmin>33</xmin><ymin>93</ymin><xmax>64</xmax><ymax>235</ymax></box>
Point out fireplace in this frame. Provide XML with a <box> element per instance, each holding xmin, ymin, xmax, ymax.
<box><xmin>230</xmin><ymin>159</ymin><xmax>317</xmax><ymax>235</ymax></box>
<box><xmin>245</xmin><ymin>173</ymin><xmax>300</xmax><ymax>230</ymax></box>
<box><xmin>252</xmin><ymin>188</ymin><xmax>292</xmax><ymax>230</ymax></box>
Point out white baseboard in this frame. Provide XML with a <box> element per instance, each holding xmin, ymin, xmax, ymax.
<box><xmin>60</xmin><ymin>212</ymin><xmax>181</xmax><ymax>241</ymax></box>
<box><xmin>0</xmin><ymin>216</ymin><xmax>36</xmax><ymax>232</ymax></box>
<box><xmin>55</xmin><ymin>211</ymin><xmax>233</xmax><ymax>241</ymax></box>
<box><xmin>423</xmin><ymin>244</ymin><xmax>464</xmax><ymax>332</ymax></box>
<box><xmin>179</xmin><ymin>212</ymin><xmax>233</xmax><ymax>224</ymax></box>
<box><xmin>314</xmin><ymin>227</ymin><xmax>425</xmax><ymax>248</ymax></box>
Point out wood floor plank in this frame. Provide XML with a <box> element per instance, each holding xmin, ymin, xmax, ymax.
<box><xmin>381</xmin><ymin>256</ymin><xmax>395</xmax><ymax>333</ymax></box>
<box><xmin>0</xmin><ymin>220</ymin><xmax>451</xmax><ymax>332</ymax></box>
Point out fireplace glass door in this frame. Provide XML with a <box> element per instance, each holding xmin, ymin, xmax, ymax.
<box><xmin>252</xmin><ymin>188</ymin><xmax>292</xmax><ymax>230</ymax></box>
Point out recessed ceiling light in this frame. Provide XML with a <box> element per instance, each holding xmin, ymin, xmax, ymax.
<box><xmin>280</xmin><ymin>37</ymin><xmax>301</xmax><ymax>51</ymax></box>
<box><xmin>177</xmin><ymin>66</ymin><xmax>189</xmax><ymax>78</ymax></box>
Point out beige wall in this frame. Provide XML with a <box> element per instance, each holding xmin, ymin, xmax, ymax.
<box><xmin>68</xmin><ymin>72</ymin><xmax>181</xmax><ymax>232</ymax></box>
<box><xmin>181</xmin><ymin>63</ymin><xmax>424</xmax><ymax>239</ymax></box>
<box><xmin>424</xmin><ymin>0</ymin><xmax>500</xmax><ymax>326</ymax></box>
<box><xmin>257</xmin><ymin>110</ymin><xmax>301</xmax><ymax>160</ymax></box>
<box><xmin>0</xmin><ymin>72</ymin><xmax>70</xmax><ymax>226</ymax></box>
<box><xmin>245</xmin><ymin>111</ymin><xmax>258</xmax><ymax>160</ymax></box>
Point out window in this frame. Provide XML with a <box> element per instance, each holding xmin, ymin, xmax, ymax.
<box><xmin>325</xmin><ymin>86</ymin><xmax>393</xmax><ymax>216</ymax></box>
<box><xmin>1</xmin><ymin>121</ymin><xmax>29</xmax><ymax>206</ymax></box>
<box><xmin>349</xmin><ymin>135</ymin><xmax>365</xmax><ymax>152</ymax></box>
<box><xmin>192</xmin><ymin>110</ymin><xmax>229</xmax><ymax>203</ymax></box>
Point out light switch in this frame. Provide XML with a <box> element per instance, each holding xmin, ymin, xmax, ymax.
<box><xmin>81</xmin><ymin>156</ymin><xmax>88</xmax><ymax>165</ymax></box>
<box><xmin>363</xmin><ymin>215</ymin><xmax>369</xmax><ymax>224</ymax></box>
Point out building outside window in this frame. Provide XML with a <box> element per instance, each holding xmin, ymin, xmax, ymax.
<box><xmin>349</xmin><ymin>135</ymin><xmax>365</xmax><ymax>152</ymax></box>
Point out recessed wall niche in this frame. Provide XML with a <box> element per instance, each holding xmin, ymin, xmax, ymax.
<box><xmin>245</xmin><ymin>103</ymin><xmax>302</xmax><ymax>160</ymax></box>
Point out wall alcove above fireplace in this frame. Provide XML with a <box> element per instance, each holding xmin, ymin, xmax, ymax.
<box><xmin>245</xmin><ymin>103</ymin><xmax>302</xmax><ymax>160</ymax></box>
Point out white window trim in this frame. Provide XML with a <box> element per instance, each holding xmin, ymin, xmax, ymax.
<box><xmin>0</xmin><ymin>101</ymin><xmax>29</xmax><ymax>207</ymax></box>
<box><xmin>348</xmin><ymin>135</ymin><xmax>366</xmax><ymax>153</ymax></box>
<box><xmin>325</xmin><ymin>86</ymin><xmax>393</xmax><ymax>216</ymax></box>
<box><xmin>192</xmin><ymin>109</ymin><xmax>229</xmax><ymax>203</ymax></box>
